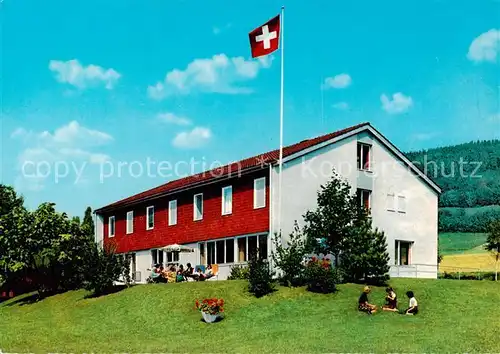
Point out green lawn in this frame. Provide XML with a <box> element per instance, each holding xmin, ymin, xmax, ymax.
<box><xmin>439</xmin><ymin>232</ymin><xmax>488</xmax><ymax>255</ymax></box>
<box><xmin>1</xmin><ymin>279</ymin><xmax>500</xmax><ymax>352</ymax></box>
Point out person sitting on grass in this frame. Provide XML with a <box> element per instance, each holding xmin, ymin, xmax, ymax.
<box><xmin>404</xmin><ymin>291</ymin><xmax>418</xmax><ymax>315</ymax></box>
<box><xmin>358</xmin><ymin>286</ymin><xmax>377</xmax><ymax>314</ymax></box>
<box><xmin>382</xmin><ymin>287</ymin><xmax>398</xmax><ymax>312</ymax></box>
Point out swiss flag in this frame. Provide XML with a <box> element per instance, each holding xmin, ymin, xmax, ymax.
<box><xmin>249</xmin><ymin>15</ymin><xmax>280</xmax><ymax>58</ymax></box>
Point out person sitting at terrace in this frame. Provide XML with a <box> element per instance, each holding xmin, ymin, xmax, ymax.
<box><xmin>194</xmin><ymin>267</ymin><xmax>205</xmax><ymax>280</ymax></box>
<box><xmin>166</xmin><ymin>266</ymin><xmax>177</xmax><ymax>283</ymax></box>
<box><xmin>204</xmin><ymin>265</ymin><xmax>215</xmax><ymax>280</ymax></box>
<box><xmin>176</xmin><ymin>265</ymin><xmax>185</xmax><ymax>282</ymax></box>
<box><xmin>183</xmin><ymin>263</ymin><xmax>195</xmax><ymax>280</ymax></box>
<box><xmin>150</xmin><ymin>264</ymin><xmax>165</xmax><ymax>283</ymax></box>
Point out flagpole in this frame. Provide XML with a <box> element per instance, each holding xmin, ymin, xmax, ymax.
<box><xmin>278</xmin><ymin>5</ymin><xmax>284</xmax><ymax>235</ymax></box>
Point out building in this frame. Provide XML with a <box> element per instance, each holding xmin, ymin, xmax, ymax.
<box><xmin>94</xmin><ymin>122</ymin><xmax>441</xmax><ymax>282</ymax></box>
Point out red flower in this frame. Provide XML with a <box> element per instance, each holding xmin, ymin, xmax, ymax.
<box><xmin>194</xmin><ymin>298</ymin><xmax>225</xmax><ymax>315</ymax></box>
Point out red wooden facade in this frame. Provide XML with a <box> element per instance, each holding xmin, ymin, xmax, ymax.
<box><xmin>103</xmin><ymin>169</ymin><xmax>269</xmax><ymax>253</ymax></box>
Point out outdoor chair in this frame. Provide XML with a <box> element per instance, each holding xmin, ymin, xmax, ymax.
<box><xmin>207</xmin><ymin>264</ymin><xmax>219</xmax><ymax>281</ymax></box>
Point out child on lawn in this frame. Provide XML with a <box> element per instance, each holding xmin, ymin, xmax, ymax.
<box><xmin>404</xmin><ymin>291</ymin><xmax>419</xmax><ymax>315</ymax></box>
<box><xmin>358</xmin><ymin>286</ymin><xmax>377</xmax><ymax>314</ymax></box>
<box><xmin>382</xmin><ymin>287</ymin><xmax>398</xmax><ymax>312</ymax></box>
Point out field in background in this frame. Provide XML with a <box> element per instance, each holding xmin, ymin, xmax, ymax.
<box><xmin>438</xmin><ymin>232</ymin><xmax>495</xmax><ymax>272</ymax></box>
<box><xmin>1</xmin><ymin>279</ymin><xmax>500</xmax><ymax>352</ymax></box>
<box><xmin>439</xmin><ymin>232</ymin><xmax>488</xmax><ymax>255</ymax></box>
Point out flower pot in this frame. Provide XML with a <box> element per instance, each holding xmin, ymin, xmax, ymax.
<box><xmin>202</xmin><ymin>311</ymin><xmax>219</xmax><ymax>323</ymax></box>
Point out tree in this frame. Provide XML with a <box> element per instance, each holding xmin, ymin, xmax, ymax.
<box><xmin>303</xmin><ymin>170</ymin><xmax>359</xmax><ymax>263</ymax></box>
<box><xmin>302</xmin><ymin>170</ymin><xmax>390</xmax><ymax>284</ymax></box>
<box><xmin>485</xmin><ymin>219</ymin><xmax>500</xmax><ymax>281</ymax></box>
<box><xmin>340</xmin><ymin>216</ymin><xmax>390</xmax><ymax>285</ymax></box>
<box><xmin>0</xmin><ymin>185</ymin><xmax>29</xmax><ymax>282</ymax></box>
<box><xmin>271</xmin><ymin>222</ymin><xmax>308</xmax><ymax>286</ymax></box>
<box><xmin>82</xmin><ymin>206</ymin><xmax>95</xmax><ymax>236</ymax></box>
<box><xmin>83</xmin><ymin>243</ymin><xmax>130</xmax><ymax>296</ymax></box>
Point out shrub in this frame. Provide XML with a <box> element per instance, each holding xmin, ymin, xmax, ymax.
<box><xmin>304</xmin><ymin>257</ymin><xmax>341</xmax><ymax>294</ymax></box>
<box><xmin>83</xmin><ymin>244</ymin><xmax>130</xmax><ymax>296</ymax></box>
<box><xmin>227</xmin><ymin>264</ymin><xmax>249</xmax><ymax>280</ymax></box>
<box><xmin>439</xmin><ymin>271</ymin><xmax>496</xmax><ymax>281</ymax></box>
<box><xmin>271</xmin><ymin>223</ymin><xmax>308</xmax><ymax>287</ymax></box>
<box><xmin>248</xmin><ymin>251</ymin><xmax>275</xmax><ymax>298</ymax></box>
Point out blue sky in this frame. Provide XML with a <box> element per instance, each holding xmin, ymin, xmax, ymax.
<box><xmin>1</xmin><ymin>0</ymin><xmax>499</xmax><ymax>217</ymax></box>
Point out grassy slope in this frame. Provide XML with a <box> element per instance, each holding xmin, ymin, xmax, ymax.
<box><xmin>439</xmin><ymin>232</ymin><xmax>488</xmax><ymax>255</ymax></box>
<box><xmin>1</xmin><ymin>279</ymin><xmax>500</xmax><ymax>353</ymax></box>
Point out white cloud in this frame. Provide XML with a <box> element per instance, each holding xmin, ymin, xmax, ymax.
<box><xmin>467</xmin><ymin>29</ymin><xmax>500</xmax><ymax>63</ymax></box>
<box><xmin>11</xmin><ymin>121</ymin><xmax>113</xmax><ymax>190</ymax></box>
<box><xmin>332</xmin><ymin>102</ymin><xmax>349</xmax><ymax>110</ymax></box>
<box><xmin>213</xmin><ymin>23</ymin><xmax>231</xmax><ymax>35</ymax></box>
<box><xmin>157</xmin><ymin>112</ymin><xmax>192</xmax><ymax>126</ymax></box>
<box><xmin>147</xmin><ymin>54</ymin><xmax>273</xmax><ymax>100</ymax></box>
<box><xmin>49</xmin><ymin>59</ymin><xmax>121</xmax><ymax>89</ymax></box>
<box><xmin>380</xmin><ymin>92</ymin><xmax>413</xmax><ymax>114</ymax></box>
<box><xmin>172</xmin><ymin>127</ymin><xmax>212</xmax><ymax>149</ymax></box>
<box><xmin>322</xmin><ymin>73</ymin><xmax>352</xmax><ymax>89</ymax></box>
<box><xmin>489</xmin><ymin>113</ymin><xmax>500</xmax><ymax>122</ymax></box>
<box><xmin>412</xmin><ymin>132</ymin><xmax>439</xmax><ymax>141</ymax></box>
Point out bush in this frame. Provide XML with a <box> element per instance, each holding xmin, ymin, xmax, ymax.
<box><xmin>438</xmin><ymin>271</ymin><xmax>496</xmax><ymax>281</ymax></box>
<box><xmin>304</xmin><ymin>258</ymin><xmax>341</xmax><ymax>294</ymax></box>
<box><xmin>227</xmin><ymin>264</ymin><xmax>250</xmax><ymax>280</ymax></box>
<box><xmin>271</xmin><ymin>223</ymin><xmax>308</xmax><ymax>287</ymax></box>
<box><xmin>248</xmin><ymin>251</ymin><xmax>275</xmax><ymax>298</ymax></box>
<box><xmin>83</xmin><ymin>244</ymin><xmax>130</xmax><ymax>296</ymax></box>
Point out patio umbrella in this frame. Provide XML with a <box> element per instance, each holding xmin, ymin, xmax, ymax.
<box><xmin>160</xmin><ymin>244</ymin><xmax>195</xmax><ymax>252</ymax></box>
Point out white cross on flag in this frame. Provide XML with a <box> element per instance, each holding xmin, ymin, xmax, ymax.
<box><xmin>249</xmin><ymin>14</ymin><xmax>280</xmax><ymax>58</ymax></box>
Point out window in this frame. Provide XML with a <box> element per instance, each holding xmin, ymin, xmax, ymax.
<box><xmin>146</xmin><ymin>206</ymin><xmax>154</xmax><ymax>230</ymax></box>
<box><xmin>386</xmin><ymin>193</ymin><xmax>395</xmax><ymax>212</ymax></box>
<box><xmin>395</xmin><ymin>240</ymin><xmax>412</xmax><ymax>266</ymax></box>
<box><xmin>207</xmin><ymin>242</ymin><xmax>215</xmax><ymax>264</ymax></box>
<box><xmin>194</xmin><ymin>193</ymin><xmax>203</xmax><ymax>221</ymax></box>
<box><xmin>168</xmin><ymin>200</ymin><xmax>177</xmax><ymax>225</ymax></box>
<box><xmin>108</xmin><ymin>216</ymin><xmax>115</xmax><ymax>237</ymax></box>
<box><xmin>254</xmin><ymin>177</ymin><xmax>266</xmax><ymax>209</ymax></box>
<box><xmin>225</xmin><ymin>239</ymin><xmax>234</xmax><ymax>263</ymax></box>
<box><xmin>248</xmin><ymin>236</ymin><xmax>257</xmax><ymax>259</ymax></box>
<box><xmin>202</xmin><ymin>239</ymin><xmax>234</xmax><ymax>265</ymax></box>
<box><xmin>238</xmin><ymin>234</ymin><xmax>268</xmax><ymax>262</ymax></box>
<box><xmin>237</xmin><ymin>237</ymin><xmax>247</xmax><ymax>262</ymax></box>
<box><xmin>398</xmin><ymin>196</ymin><xmax>406</xmax><ymax>213</ymax></box>
<box><xmin>216</xmin><ymin>240</ymin><xmax>225</xmax><ymax>264</ymax></box>
<box><xmin>357</xmin><ymin>143</ymin><xmax>371</xmax><ymax>170</ymax></box>
<box><xmin>198</xmin><ymin>235</ymin><xmax>267</xmax><ymax>265</ymax></box>
<box><xmin>151</xmin><ymin>249</ymin><xmax>164</xmax><ymax>266</ymax></box>
<box><xmin>222</xmin><ymin>186</ymin><xmax>233</xmax><ymax>215</ymax></box>
<box><xmin>200</xmin><ymin>243</ymin><xmax>206</xmax><ymax>264</ymax></box>
<box><xmin>126</xmin><ymin>211</ymin><xmax>134</xmax><ymax>234</ymax></box>
<box><xmin>166</xmin><ymin>251</ymin><xmax>179</xmax><ymax>263</ymax></box>
<box><xmin>357</xmin><ymin>189</ymin><xmax>371</xmax><ymax>210</ymax></box>
<box><xmin>258</xmin><ymin>234</ymin><xmax>268</xmax><ymax>260</ymax></box>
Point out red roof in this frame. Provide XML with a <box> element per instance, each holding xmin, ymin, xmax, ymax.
<box><xmin>96</xmin><ymin>122</ymin><xmax>370</xmax><ymax>212</ymax></box>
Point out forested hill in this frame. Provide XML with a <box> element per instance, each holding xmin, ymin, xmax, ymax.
<box><xmin>405</xmin><ymin>139</ymin><xmax>500</xmax><ymax>208</ymax></box>
<box><xmin>405</xmin><ymin>139</ymin><xmax>500</xmax><ymax>233</ymax></box>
